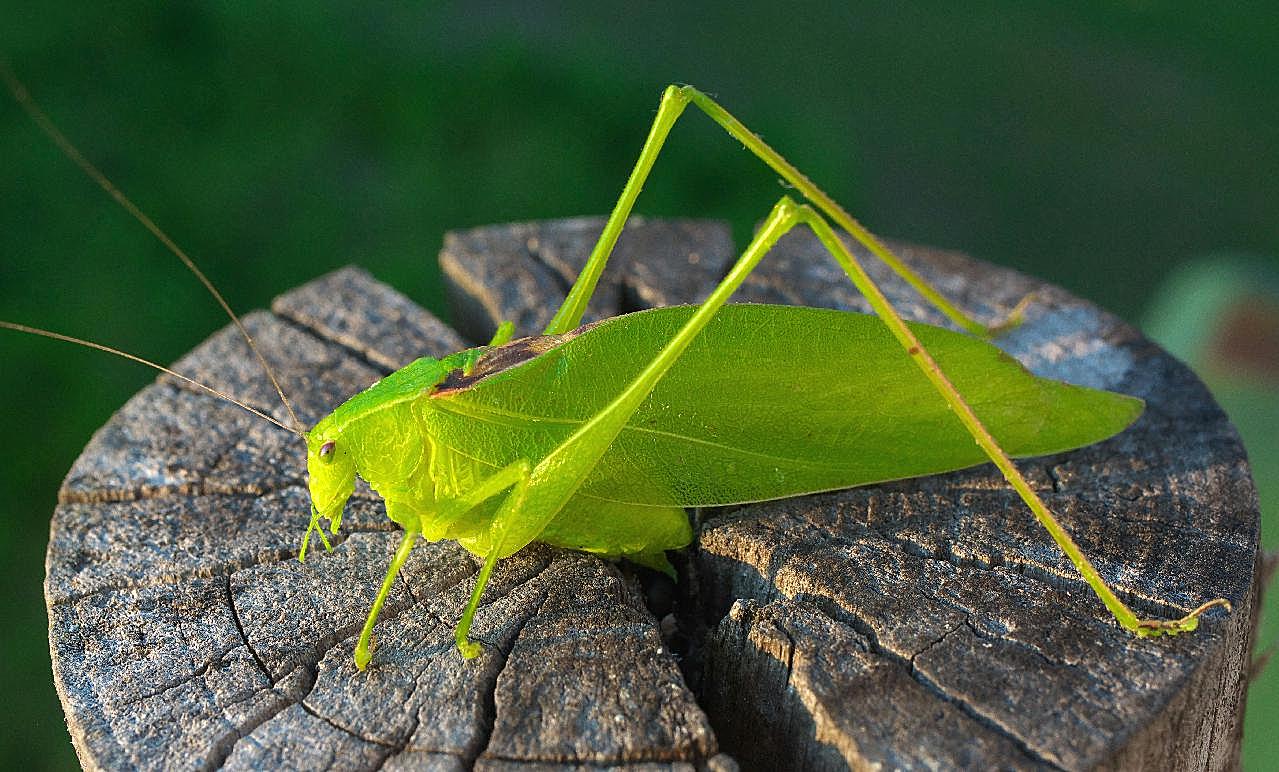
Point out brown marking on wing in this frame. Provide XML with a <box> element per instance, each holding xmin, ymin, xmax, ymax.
<box><xmin>432</xmin><ymin>319</ymin><xmax>604</xmax><ymax>397</ymax></box>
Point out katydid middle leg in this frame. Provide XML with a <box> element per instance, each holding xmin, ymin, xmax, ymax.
<box><xmin>355</xmin><ymin>526</ymin><xmax>419</xmax><ymax>670</ymax></box>
<box><xmin>447</xmin><ymin>198</ymin><xmax>814</xmax><ymax>658</ymax></box>
<box><xmin>355</xmin><ymin>461</ymin><xmax>531</xmax><ymax>669</ymax></box>
<box><xmin>449</xmin><ymin>194</ymin><xmax>1041</xmax><ymax>655</ymax></box>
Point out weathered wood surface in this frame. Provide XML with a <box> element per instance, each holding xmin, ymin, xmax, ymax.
<box><xmin>46</xmin><ymin>217</ymin><xmax>1258</xmax><ymax>770</ymax></box>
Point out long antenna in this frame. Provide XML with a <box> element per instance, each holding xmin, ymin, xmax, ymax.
<box><xmin>1</xmin><ymin>62</ymin><xmax>304</xmax><ymax>433</ymax></box>
<box><xmin>0</xmin><ymin>321</ymin><xmax>302</xmax><ymax>436</ymax></box>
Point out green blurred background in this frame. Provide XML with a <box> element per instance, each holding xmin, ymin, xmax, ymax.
<box><xmin>2</xmin><ymin>3</ymin><xmax>1276</xmax><ymax>768</ymax></box>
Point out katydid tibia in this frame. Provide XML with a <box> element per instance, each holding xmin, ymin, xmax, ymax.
<box><xmin>2</xmin><ymin>72</ymin><xmax>1230</xmax><ymax>671</ymax></box>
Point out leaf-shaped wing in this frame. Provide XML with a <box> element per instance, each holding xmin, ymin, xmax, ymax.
<box><xmin>423</xmin><ymin>305</ymin><xmax>1142</xmax><ymax>507</ymax></box>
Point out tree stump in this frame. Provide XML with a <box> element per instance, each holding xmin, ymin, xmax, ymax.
<box><xmin>47</xmin><ymin>218</ymin><xmax>1260</xmax><ymax>770</ymax></box>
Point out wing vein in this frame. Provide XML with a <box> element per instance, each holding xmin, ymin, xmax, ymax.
<box><xmin>432</xmin><ymin>396</ymin><xmax>856</xmax><ymax>473</ymax></box>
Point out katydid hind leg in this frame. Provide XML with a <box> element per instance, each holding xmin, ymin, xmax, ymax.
<box><xmin>545</xmin><ymin>84</ymin><xmax>1024</xmax><ymax>338</ymax></box>
<box><xmin>765</xmin><ymin>204</ymin><xmax>1230</xmax><ymax>635</ymax></box>
<box><xmin>493</xmin><ymin>197</ymin><xmax>998</xmax><ymax>611</ymax></box>
<box><xmin>548</xmin><ymin>82</ymin><xmax>1228</xmax><ymax>634</ymax></box>
<box><xmin>552</xmin><ymin>186</ymin><xmax>1227</xmax><ymax>634</ymax></box>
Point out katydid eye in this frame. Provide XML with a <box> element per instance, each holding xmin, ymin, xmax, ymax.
<box><xmin>319</xmin><ymin>440</ymin><xmax>336</xmax><ymax>459</ymax></box>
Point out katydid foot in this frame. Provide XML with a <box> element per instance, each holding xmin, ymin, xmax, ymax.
<box><xmin>1131</xmin><ymin>597</ymin><xmax>1233</xmax><ymax>637</ymax></box>
<box><xmin>985</xmin><ymin>292</ymin><xmax>1039</xmax><ymax>338</ymax></box>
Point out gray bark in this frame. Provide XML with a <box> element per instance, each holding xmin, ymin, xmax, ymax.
<box><xmin>47</xmin><ymin>217</ymin><xmax>1259</xmax><ymax>770</ymax></box>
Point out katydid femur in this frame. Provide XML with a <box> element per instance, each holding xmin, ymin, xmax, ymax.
<box><xmin>2</xmin><ymin>73</ymin><xmax>1229</xmax><ymax>670</ymax></box>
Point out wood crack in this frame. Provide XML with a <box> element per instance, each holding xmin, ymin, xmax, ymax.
<box><xmin>369</xmin><ymin>711</ymin><xmax>422</xmax><ymax>771</ymax></box>
<box><xmin>270</xmin><ymin>312</ymin><xmax>395</xmax><ymax>378</ymax></box>
<box><xmin>226</xmin><ymin>574</ymin><xmax>274</xmax><ymax>683</ymax></box>
<box><xmin>58</xmin><ymin>476</ymin><xmax>308</xmax><ymax>506</ymax></box>
<box><xmin>470</xmin><ymin>587</ymin><xmax>551</xmax><ymax>770</ymax></box>
<box><xmin>799</xmin><ymin>595</ymin><xmax>1061</xmax><ymax>769</ymax></box>
<box><xmin>119</xmin><ymin>643</ymin><xmax>241</xmax><ymax>708</ymax></box>
<box><xmin>205</xmin><ymin>688</ymin><xmax>302</xmax><ymax>772</ymax></box>
<box><xmin>397</xmin><ymin>572</ymin><xmax>455</xmax><ymax>635</ymax></box>
<box><xmin>852</xmin><ymin>515</ymin><xmax>1203</xmax><ymax>620</ymax></box>
<box><xmin>521</xmin><ymin>235</ymin><xmax>579</xmax><ymax>298</ymax></box>
<box><xmin>52</xmin><ymin>547</ymin><xmax>301</xmax><ymax>607</ymax></box>
<box><xmin>296</xmin><ymin>701</ymin><xmax>400</xmax><ymax>750</ymax></box>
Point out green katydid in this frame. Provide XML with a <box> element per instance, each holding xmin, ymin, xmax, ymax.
<box><xmin>2</xmin><ymin>71</ymin><xmax>1230</xmax><ymax>671</ymax></box>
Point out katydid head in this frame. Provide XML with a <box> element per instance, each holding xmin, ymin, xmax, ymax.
<box><xmin>305</xmin><ymin>429</ymin><xmax>356</xmax><ymax>533</ymax></box>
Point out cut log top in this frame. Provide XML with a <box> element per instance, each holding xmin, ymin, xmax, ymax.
<box><xmin>46</xmin><ymin>218</ymin><xmax>1259</xmax><ymax>771</ymax></box>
